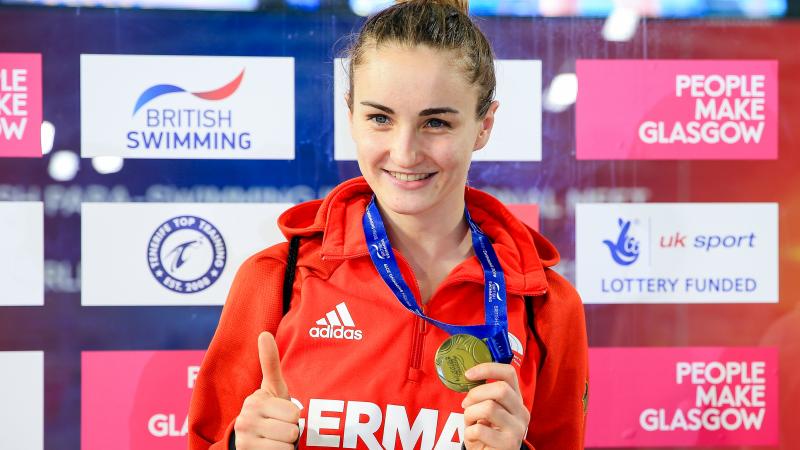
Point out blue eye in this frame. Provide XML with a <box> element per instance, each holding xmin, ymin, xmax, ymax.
<box><xmin>426</xmin><ymin>118</ymin><xmax>450</xmax><ymax>128</ymax></box>
<box><xmin>368</xmin><ymin>114</ymin><xmax>390</xmax><ymax>125</ymax></box>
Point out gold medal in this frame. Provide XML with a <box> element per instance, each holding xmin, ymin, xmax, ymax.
<box><xmin>434</xmin><ymin>334</ymin><xmax>493</xmax><ymax>392</ymax></box>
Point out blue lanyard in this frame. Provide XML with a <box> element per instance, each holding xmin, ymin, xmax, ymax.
<box><xmin>363</xmin><ymin>196</ymin><xmax>512</xmax><ymax>363</ymax></box>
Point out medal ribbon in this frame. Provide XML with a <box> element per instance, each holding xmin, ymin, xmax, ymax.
<box><xmin>363</xmin><ymin>196</ymin><xmax>512</xmax><ymax>363</ymax></box>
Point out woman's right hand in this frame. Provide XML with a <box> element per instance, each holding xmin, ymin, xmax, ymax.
<box><xmin>233</xmin><ymin>332</ymin><xmax>301</xmax><ymax>450</ymax></box>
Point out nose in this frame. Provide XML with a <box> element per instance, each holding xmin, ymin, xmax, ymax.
<box><xmin>389</xmin><ymin>126</ymin><xmax>423</xmax><ymax>168</ymax></box>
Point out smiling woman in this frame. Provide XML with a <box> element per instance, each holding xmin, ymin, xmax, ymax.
<box><xmin>188</xmin><ymin>1</ymin><xmax>589</xmax><ymax>450</ymax></box>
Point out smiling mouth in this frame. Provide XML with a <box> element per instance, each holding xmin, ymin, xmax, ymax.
<box><xmin>386</xmin><ymin>170</ymin><xmax>436</xmax><ymax>182</ymax></box>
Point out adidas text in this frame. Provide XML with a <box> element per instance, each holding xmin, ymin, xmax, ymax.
<box><xmin>309</xmin><ymin>325</ymin><xmax>363</xmax><ymax>340</ymax></box>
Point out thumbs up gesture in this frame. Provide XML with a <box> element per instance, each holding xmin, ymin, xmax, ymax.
<box><xmin>234</xmin><ymin>332</ymin><xmax>301</xmax><ymax>449</ymax></box>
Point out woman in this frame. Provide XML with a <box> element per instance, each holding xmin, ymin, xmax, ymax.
<box><xmin>188</xmin><ymin>1</ymin><xmax>588</xmax><ymax>449</ymax></box>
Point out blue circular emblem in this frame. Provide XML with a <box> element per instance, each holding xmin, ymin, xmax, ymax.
<box><xmin>146</xmin><ymin>215</ymin><xmax>227</xmax><ymax>294</ymax></box>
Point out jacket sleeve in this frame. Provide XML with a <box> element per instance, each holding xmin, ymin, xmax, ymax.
<box><xmin>187</xmin><ymin>245</ymin><xmax>289</xmax><ymax>450</ymax></box>
<box><xmin>524</xmin><ymin>269</ymin><xmax>589</xmax><ymax>450</ymax></box>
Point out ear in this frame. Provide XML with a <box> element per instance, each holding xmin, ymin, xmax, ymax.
<box><xmin>345</xmin><ymin>91</ymin><xmax>356</xmax><ymax>141</ymax></box>
<box><xmin>345</xmin><ymin>91</ymin><xmax>353</xmax><ymax>123</ymax></box>
<box><xmin>473</xmin><ymin>100</ymin><xmax>500</xmax><ymax>152</ymax></box>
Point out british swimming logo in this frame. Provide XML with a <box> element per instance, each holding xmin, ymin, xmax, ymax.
<box><xmin>603</xmin><ymin>218</ymin><xmax>640</xmax><ymax>266</ymax></box>
<box><xmin>147</xmin><ymin>216</ymin><xmax>227</xmax><ymax>294</ymax></box>
<box><xmin>126</xmin><ymin>69</ymin><xmax>252</xmax><ymax>151</ymax></box>
<box><xmin>132</xmin><ymin>69</ymin><xmax>243</xmax><ymax>115</ymax></box>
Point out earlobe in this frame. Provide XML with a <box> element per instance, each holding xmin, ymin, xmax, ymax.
<box><xmin>473</xmin><ymin>132</ymin><xmax>487</xmax><ymax>152</ymax></box>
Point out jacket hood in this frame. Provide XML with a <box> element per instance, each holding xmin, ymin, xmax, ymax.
<box><xmin>277</xmin><ymin>177</ymin><xmax>559</xmax><ymax>295</ymax></box>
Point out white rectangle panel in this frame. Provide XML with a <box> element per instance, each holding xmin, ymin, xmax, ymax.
<box><xmin>0</xmin><ymin>202</ymin><xmax>43</xmax><ymax>305</ymax></box>
<box><xmin>81</xmin><ymin>54</ymin><xmax>294</xmax><ymax>159</ymax></box>
<box><xmin>82</xmin><ymin>202</ymin><xmax>291</xmax><ymax>305</ymax></box>
<box><xmin>576</xmin><ymin>203</ymin><xmax>778</xmax><ymax>304</ymax></box>
<box><xmin>0</xmin><ymin>351</ymin><xmax>43</xmax><ymax>450</ymax></box>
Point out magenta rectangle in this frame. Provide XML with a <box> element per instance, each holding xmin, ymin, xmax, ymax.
<box><xmin>585</xmin><ymin>347</ymin><xmax>778</xmax><ymax>448</ymax></box>
<box><xmin>0</xmin><ymin>53</ymin><xmax>42</xmax><ymax>158</ymax></box>
<box><xmin>576</xmin><ymin>60</ymin><xmax>778</xmax><ymax>160</ymax></box>
<box><xmin>81</xmin><ymin>350</ymin><xmax>205</xmax><ymax>450</ymax></box>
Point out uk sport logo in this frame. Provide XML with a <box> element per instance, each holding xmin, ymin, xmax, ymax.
<box><xmin>603</xmin><ymin>217</ymin><xmax>640</xmax><ymax>266</ymax></box>
<box><xmin>308</xmin><ymin>302</ymin><xmax>363</xmax><ymax>340</ymax></box>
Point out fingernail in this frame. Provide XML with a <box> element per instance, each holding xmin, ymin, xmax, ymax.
<box><xmin>464</xmin><ymin>368</ymin><xmax>474</xmax><ymax>379</ymax></box>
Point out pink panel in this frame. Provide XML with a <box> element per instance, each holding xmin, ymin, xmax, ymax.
<box><xmin>0</xmin><ymin>53</ymin><xmax>42</xmax><ymax>158</ymax></box>
<box><xmin>81</xmin><ymin>350</ymin><xmax>205</xmax><ymax>450</ymax></box>
<box><xmin>576</xmin><ymin>60</ymin><xmax>778</xmax><ymax>160</ymax></box>
<box><xmin>585</xmin><ymin>347</ymin><xmax>779</xmax><ymax>447</ymax></box>
<box><xmin>506</xmin><ymin>204</ymin><xmax>539</xmax><ymax>231</ymax></box>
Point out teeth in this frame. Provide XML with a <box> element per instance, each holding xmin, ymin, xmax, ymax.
<box><xmin>389</xmin><ymin>171</ymin><xmax>432</xmax><ymax>182</ymax></box>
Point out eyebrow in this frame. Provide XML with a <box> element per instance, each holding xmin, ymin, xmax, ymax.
<box><xmin>420</xmin><ymin>107</ymin><xmax>459</xmax><ymax>116</ymax></box>
<box><xmin>360</xmin><ymin>101</ymin><xmax>459</xmax><ymax>116</ymax></box>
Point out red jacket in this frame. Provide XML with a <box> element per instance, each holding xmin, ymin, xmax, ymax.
<box><xmin>188</xmin><ymin>177</ymin><xmax>589</xmax><ymax>450</ymax></box>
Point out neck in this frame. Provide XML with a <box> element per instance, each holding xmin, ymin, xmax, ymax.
<box><xmin>376</xmin><ymin>196</ymin><xmax>472</xmax><ymax>266</ymax></box>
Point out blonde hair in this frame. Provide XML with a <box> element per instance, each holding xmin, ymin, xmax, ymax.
<box><xmin>346</xmin><ymin>0</ymin><xmax>496</xmax><ymax>119</ymax></box>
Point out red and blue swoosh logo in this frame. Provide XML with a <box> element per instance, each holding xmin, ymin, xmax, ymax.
<box><xmin>132</xmin><ymin>69</ymin><xmax>244</xmax><ymax>115</ymax></box>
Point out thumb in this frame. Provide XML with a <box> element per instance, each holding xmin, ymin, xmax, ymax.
<box><xmin>258</xmin><ymin>331</ymin><xmax>289</xmax><ymax>399</ymax></box>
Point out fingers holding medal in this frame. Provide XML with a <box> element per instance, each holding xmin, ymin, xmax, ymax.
<box><xmin>462</xmin><ymin>363</ymin><xmax>529</xmax><ymax>450</ymax></box>
<box><xmin>461</xmin><ymin>359</ymin><xmax>529</xmax><ymax>449</ymax></box>
<box><xmin>435</xmin><ymin>334</ymin><xmax>528</xmax><ymax>450</ymax></box>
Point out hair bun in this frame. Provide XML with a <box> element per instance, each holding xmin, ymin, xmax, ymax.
<box><xmin>395</xmin><ymin>0</ymin><xmax>469</xmax><ymax>15</ymax></box>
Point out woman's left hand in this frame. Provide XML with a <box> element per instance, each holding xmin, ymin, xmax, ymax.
<box><xmin>461</xmin><ymin>363</ymin><xmax>530</xmax><ymax>450</ymax></box>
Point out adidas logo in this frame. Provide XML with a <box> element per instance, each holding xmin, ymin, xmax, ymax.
<box><xmin>308</xmin><ymin>302</ymin><xmax>363</xmax><ymax>340</ymax></box>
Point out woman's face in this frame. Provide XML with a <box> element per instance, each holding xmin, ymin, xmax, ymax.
<box><xmin>348</xmin><ymin>44</ymin><xmax>498</xmax><ymax>219</ymax></box>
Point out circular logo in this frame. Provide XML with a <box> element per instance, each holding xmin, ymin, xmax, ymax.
<box><xmin>146</xmin><ymin>215</ymin><xmax>227</xmax><ymax>294</ymax></box>
<box><xmin>371</xmin><ymin>242</ymin><xmax>390</xmax><ymax>260</ymax></box>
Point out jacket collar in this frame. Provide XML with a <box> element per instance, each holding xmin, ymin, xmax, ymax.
<box><xmin>278</xmin><ymin>177</ymin><xmax>558</xmax><ymax>295</ymax></box>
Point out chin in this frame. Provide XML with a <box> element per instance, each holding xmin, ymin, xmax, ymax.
<box><xmin>379</xmin><ymin>197</ymin><xmax>433</xmax><ymax>217</ymax></box>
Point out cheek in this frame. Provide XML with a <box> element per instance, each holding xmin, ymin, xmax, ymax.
<box><xmin>427</xmin><ymin>138</ymin><xmax>474</xmax><ymax>169</ymax></box>
<box><xmin>354</xmin><ymin>133</ymin><xmax>388</xmax><ymax>169</ymax></box>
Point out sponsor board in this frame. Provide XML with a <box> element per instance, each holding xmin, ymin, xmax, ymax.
<box><xmin>334</xmin><ymin>59</ymin><xmax>542</xmax><ymax>161</ymax></box>
<box><xmin>0</xmin><ymin>53</ymin><xmax>42</xmax><ymax>158</ymax></box>
<box><xmin>0</xmin><ymin>351</ymin><xmax>43</xmax><ymax>450</ymax></box>
<box><xmin>81</xmin><ymin>203</ymin><xmax>290</xmax><ymax>305</ymax></box>
<box><xmin>81</xmin><ymin>350</ymin><xmax>204</xmax><ymax>450</ymax></box>
<box><xmin>576</xmin><ymin>203</ymin><xmax>778</xmax><ymax>303</ymax></box>
<box><xmin>576</xmin><ymin>60</ymin><xmax>778</xmax><ymax>160</ymax></box>
<box><xmin>586</xmin><ymin>347</ymin><xmax>778</xmax><ymax>447</ymax></box>
<box><xmin>81</xmin><ymin>54</ymin><xmax>294</xmax><ymax>159</ymax></box>
<box><xmin>0</xmin><ymin>202</ymin><xmax>43</xmax><ymax>305</ymax></box>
